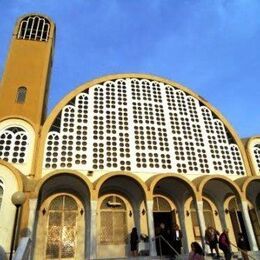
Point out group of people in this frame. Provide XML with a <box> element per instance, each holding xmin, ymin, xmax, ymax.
<box><xmin>155</xmin><ymin>223</ymin><xmax>183</xmax><ymax>257</ymax></box>
<box><xmin>130</xmin><ymin>224</ymin><xmax>250</xmax><ymax>260</ymax></box>
<box><xmin>204</xmin><ymin>226</ymin><xmax>249</xmax><ymax>260</ymax></box>
<box><xmin>187</xmin><ymin>226</ymin><xmax>249</xmax><ymax>260</ymax></box>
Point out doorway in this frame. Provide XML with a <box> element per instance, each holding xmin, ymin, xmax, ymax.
<box><xmin>153</xmin><ymin>195</ymin><xmax>177</xmax><ymax>255</ymax></box>
<box><xmin>34</xmin><ymin>193</ymin><xmax>85</xmax><ymax>260</ymax></box>
<box><xmin>154</xmin><ymin>212</ymin><xmax>176</xmax><ymax>235</ymax></box>
<box><xmin>229</xmin><ymin>198</ymin><xmax>250</xmax><ymax>250</ymax></box>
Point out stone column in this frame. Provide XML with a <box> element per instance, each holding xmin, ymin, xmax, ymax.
<box><xmin>146</xmin><ymin>200</ymin><xmax>157</xmax><ymax>256</ymax></box>
<box><xmin>90</xmin><ymin>200</ymin><xmax>97</xmax><ymax>259</ymax></box>
<box><xmin>178</xmin><ymin>207</ymin><xmax>189</xmax><ymax>254</ymax></box>
<box><xmin>241</xmin><ymin>201</ymin><xmax>258</xmax><ymax>251</ymax></box>
<box><xmin>217</xmin><ymin>204</ymin><xmax>227</xmax><ymax>230</ymax></box>
<box><xmin>27</xmin><ymin>198</ymin><xmax>37</xmax><ymax>238</ymax></box>
<box><xmin>195</xmin><ymin>200</ymin><xmax>206</xmax><ymax>249</ymax></box>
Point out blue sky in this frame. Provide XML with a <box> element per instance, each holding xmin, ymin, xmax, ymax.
<box><xmin>0</xmin><ymin>0</ymin><xmax>259</xmax><ymax>137</ymax></box>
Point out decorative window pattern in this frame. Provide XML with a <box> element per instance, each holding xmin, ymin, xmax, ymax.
<box><xmin>100</xmin><ymin>195</ymin><xmax>127</xmax><ymax>244</ymax></box>
<box><xmin>253</xmin><ymin>144</ymin><xmax>260</xmax><ymax>173</ymax></box>
<box><xmin>0</xmin><ymin>127</ymin><xmax>29</xmax><ymax>163</ymax></box>
<box><xmin>17</xmin><ymin>15</ymin><xmax>50</xmax><ymax>41</ymax></box>
<box><xmin>16</xmin><ymin>87</ymin><xmax>27</xmax><ymax>104</ymax></box>
<box><xmin>0</xmin><ymin>180</ymin><xmax>3</xmax><ymax>210</ymax></box>
<box><xmin>46</xmin><ymin>195</ymin><xmax>78</xmax><ymax>259</ymax></box>
<box><xmin>43</xmin><ymin>77</ymin><xmax>245</xmax><ymax>175</ymax></box>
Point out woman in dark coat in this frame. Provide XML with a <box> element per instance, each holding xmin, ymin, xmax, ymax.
<box><xmin>130</xmin><ymin>227</ymin><xmax>139</xmax><ymax>256</ymax></box>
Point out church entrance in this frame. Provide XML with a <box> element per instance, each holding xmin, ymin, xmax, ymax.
<box><xmin>153</xmin><ymin>212</ymin><xmax>174</xmax><ymax>234</ymax></box>
<box><xmin>35</xmin><ymin>193</ymin><xmax>85</xmax><ymax>260</ymax></box>
<box><xmin>229</xmin><ymin>197</ymin><xmax>250</xmax><ymax>250</ymax></box>
<box><xmin>153</xmin><ymin>195</ymin><xmax>177</xmax><ymax>255</ymax></box>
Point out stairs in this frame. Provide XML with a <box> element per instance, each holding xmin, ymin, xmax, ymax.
<box><xmin>92</xmin><ymin>251</ymin><xmax>260</xmax><ymax>260</ymax></box>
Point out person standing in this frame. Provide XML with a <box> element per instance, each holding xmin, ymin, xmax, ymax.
<box><xmin>237</xmin><ymin>232</ymin><xmax>249</xmax><ymax>260</ymax></box>
<box><xmin>205</xmin><ymin>225</ymin><xmax>220</xmax><ymax>257</ymax></box>
<box><xmin>188</xmin><ymin>242</ymin><xmax>205</xmax><ymax>260</ymax></box>
<box><xmin>171</xmin><ymin>224</ymin><xmax>183</xmax><ymax>256</ymax></box>
<box><xmin>219</xmin><ymin>229</ymin><xmax>232</xmax><ymax>260</ymax></box>
<box><xmin>130</xmin><ymin>227</ymin><xmax>139</xmax><ymax>257</ymax></box>
<box><xmin>158</xmin><ymin>222</ymin><xmax>170</xmax><ymax>256</ymax></box>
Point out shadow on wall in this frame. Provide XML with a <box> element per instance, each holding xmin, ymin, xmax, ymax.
<box><xmin>0</xmin><ymin>245</ymin><xmax>7</xmax><ymax>260</ymax></box>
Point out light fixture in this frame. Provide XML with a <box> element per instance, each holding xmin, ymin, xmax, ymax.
<box><xmin>186</xmin><ymin>210</ymin><xmax>190</xmax><ymax>217</ymax></box>
<box><xmin>107</xmin><ymin>200</ymin><xmax>122</xmax><ymax>207</ymax></box>
<box><xmin>10</xmin><ymin>191</ymin><xmax>26</xmax><ymax>260</ymax></box>
<box><xmin>214</xmin><ymin>210</ymin><xmax>218</xmax><ymax>216</ymax></box>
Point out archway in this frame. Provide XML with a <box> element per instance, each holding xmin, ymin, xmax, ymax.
<box><xmin>33</xmin><ymin>173</ymin><xmax>91</xmax><ymax>260</ymax></box>
<box><xmin>150</xmin><ymin>175</ymin><xmax>197</xmax><ymax>254</ymax></box>
<box><xmin>96</xmin><ymin>174</ymin><xmax>147</xmax><ymax>258</ymax></box>
<box><xmin>200</xmin><ymin>177</ymin><xmax>245</xmax><ymax>252</ymax></box>
<box><xmin>40</xmin><ymin>193</ymin><xmax>84</xmax><ymax>259</ymax></box>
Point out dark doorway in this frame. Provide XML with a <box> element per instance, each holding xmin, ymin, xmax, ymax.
<box><xmin>154</xmin><ymin>212</ymin><xmax>175</xmax><ymax>234</ymax></box>
<box><xmin>154</xmin><ymin>211</ymin><xmax>176</xmax><ymax>255</ymax></box>
<box><xmin>230</xmin><ymin>210</ymin><xmax>250</xmax><ymax>250</ymax></box>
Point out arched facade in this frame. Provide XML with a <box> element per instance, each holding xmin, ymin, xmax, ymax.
<box><xmin>0</xmin><ymin>14</ymin><xmax>260</xmax><ymax>260</ymax></box>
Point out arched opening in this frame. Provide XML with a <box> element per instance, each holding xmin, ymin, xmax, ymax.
<box><xmin>96</xmin><ymin>174</ymin><xmax>147</xmax><ymax>258</ymax></box>
<box><xmin>16</xmin><ymin>87</ymin><xmax>27</xmax><ymax>104</ymax></box>
<box><xmin>201</xmin><ymin>177</ymin><xmax>246</xmax><ymax>252</ymax></box>
<box><xmin>151</xmin><ymin>176</ymin><xmax>197</xmax><ymax>254</ymax></box>
<box><xmin>99</xmin><ymin>194</ymin><xmax>128</xmax><ymax>245</ymax></box>
<box><xmin>17</xmin><ymin>15</ymin><xmax>50</xmax><ymax>41</ymax></box>
<box><xmin>226</xmin><ymin>196</ymin><xmax>250</xmax><ymax>250</ymax></box>
<box><xmin>187</xmin><ymin>196</ymin><xmax>223</xmax><ymax>250</ymax></box>
<box><xmin>153</xmin><ymin>195</ymin><xmax>177</xmax><ymax>238</ymax></box>
<box><xmin>44</xmin><ymin>194</ymin><xmax>84</xmax><ymax>259</ymax></box>
<box><xmin>33</xmin><ymin>174</ymin><xmax>90</xmax><ymax>260</ymax></box>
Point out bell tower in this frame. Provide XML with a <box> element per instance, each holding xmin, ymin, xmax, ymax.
<box><xmin>0</xmin><ymin>14</ymin><xmax>55</xmax><ymax>129</ymax></box>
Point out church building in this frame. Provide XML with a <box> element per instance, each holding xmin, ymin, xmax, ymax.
<box><xmin>0</xmin><ymin>14</ymin><xmax>260</xmax><ymax>259</ymax></box>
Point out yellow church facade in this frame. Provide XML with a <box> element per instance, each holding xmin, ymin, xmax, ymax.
<box><xmin>0</xmin><ymin>14</ymin><xmax>260</xmax><ymax>259</ymax></box>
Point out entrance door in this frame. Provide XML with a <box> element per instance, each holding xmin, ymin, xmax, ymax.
<box><xmin>35</xmin><ymin>194</ymin><xmax>85</xmax><ymax>260</ymax></box>
<box><xmin>229</xmin><ymin>198</ymin><xmax>250</xmax><ymax>250</ymax></box>
<box><xmin>153</xmin><ymin>195</ymin><xmax>177</xmax><ymax>255</ymax></box>
<box><xmin>98</xmin><ymin>194</ymin><xmax>130</xmax><ymax>258</ymax></box>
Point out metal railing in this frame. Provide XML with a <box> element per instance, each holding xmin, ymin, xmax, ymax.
<box><xmin>155</xmin><ymin>235</ymin><xmax>181</xmax><ymax>259</ymax></box>
<box><xmin>229</xmin><ymin>241</ymin><xmax>256</xmax><ymax>260</ymax></box>
<box><xmin>13</xmin><ymin>237</ymin><xmax>32</xmax><ymax>260</ymax></box>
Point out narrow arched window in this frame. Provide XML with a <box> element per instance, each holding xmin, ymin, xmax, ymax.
<box><xmin>16</xmin><ymin>87</ymin><xmax>27</xmax><ymax>104</ymax></box>
<box><xmin>0</xmin><ymin>180</ymin><xmax>3</xmax><ymax>210</ymax></box>
<box><xmin>17</xmin><ymin>15</ymin><xmax>50</xmax><ymax>41</ymax></box>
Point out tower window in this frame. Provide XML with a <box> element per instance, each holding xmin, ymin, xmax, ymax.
<box><xmin>17</xmin><ymin>15</ymin><xmax>50</xmax><ymax>41</ymax></box>
<box><xmin>16</xmin><ymin>87</ymin><xmax>27</xmax><ymax>104</ymax></box>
